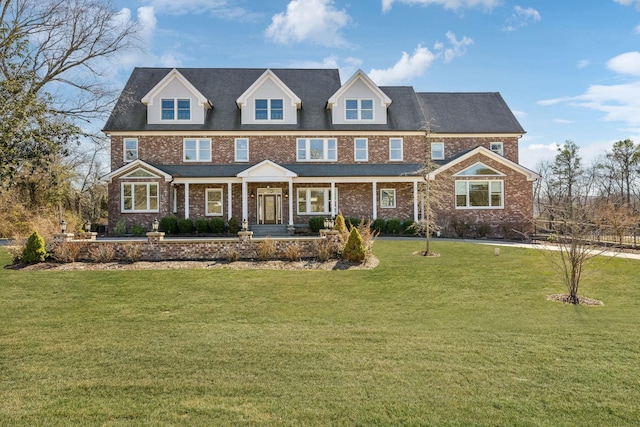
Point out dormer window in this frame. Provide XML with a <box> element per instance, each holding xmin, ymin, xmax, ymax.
<box><xmin>255</xmin><ymin>99</ymin><xmax>284</xmax><ymax>120</ymax></box>
<box><xmin>161</xmin><ymin>98</ymin><xmax>191</xmax><ymax>120</ymax></box>
<box><xmin>345</xmin><ymin>99</ymin><xmax>373</xmax><ymax>120</ymax></box>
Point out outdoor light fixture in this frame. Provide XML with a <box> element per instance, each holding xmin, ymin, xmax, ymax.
<box><xmin>60</xmin><ymin>220</ymin><xmax>67</xmax><ymax>233</ymax></box>
<box><xmin>250</xmin><ymin>191</ymin><xmax>255</xmax><ymax>198</ymax></box>
<box><xmin>152</xmin><ymin>218</ymin><xmax>159</xmax><ymax>232</ymax></box>
<box><xmin>284</xmin><ymin>191</ymin><xmax>289</xmax><ymax>198</ymax></box>
<box><xmin>84</xmin><ymin>220</ymin><xmax>91</xmax><ymax>232</ymax></box>
<box><xmin>242</xmin><ymin>219</ymin><xmax>248</xmax><ymax>231</ymax></box>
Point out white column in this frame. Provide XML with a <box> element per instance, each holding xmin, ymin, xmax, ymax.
<box><xmin>372</xmin><ymin>181</ymin><xmax>377</xmax><ymax>220</ymax></box>
<box><xmin>413</xmin><ymin>181</ymin><xmax>419</xmax><ymax>222</ymax></box>
<box><xmin>184</xmin><ymin>182</ymin><xmax>190</xmax><ymax>219</ymax></box>
<box><xmin>331</xmin><ymin>181</ymin><xmax>336</xmax><ymax>217</ymax></box>
<box><xmin>288</xmin><ymin>179</ymin><xmax>294</xmax><ymax>226</ymax></box>
<box><xmin>242</xmin><ymin>180</ymin><xmax>248</xmax><ymax>221</ymax></box>
<box><xmin>227</xmin><ymin>182</ymin><xmax>233</xmax><ymax>220</ymax></box>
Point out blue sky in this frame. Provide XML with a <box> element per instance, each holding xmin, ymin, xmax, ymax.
<box><xmin>110</xmin><ymin>0</ymin><xmax>640</xmax><ymax>170</ymax></box>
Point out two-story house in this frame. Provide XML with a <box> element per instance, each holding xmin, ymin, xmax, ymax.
<box><xmin>102</xmin><ymin>67</ymin><xmax>538</xmax><ymax>235</ymax></box>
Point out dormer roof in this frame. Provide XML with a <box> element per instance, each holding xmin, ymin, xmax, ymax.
<box><xmin>141</xmin><ymin>68</ymin><xmax>211</xmax><ymax>109</ymax></box>
<box><xmin>236</xmin><ymin>69</ymin><xmax>302</xmax><ymax>109</ymax></box>
<box><xmin>327</xmin><ymin>69</ymin><xmax>392</xmax><ymax>110</ymax></box>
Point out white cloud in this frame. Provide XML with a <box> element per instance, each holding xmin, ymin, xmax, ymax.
<box><xmin>144</xmin><ymin>0</ymin><xmax>259</xmax><ymax>21</ymax></box>
<box><xmin>614</xmin><ymin>0</ymin><xmax>640</xmax><ymax>9</ymax></box>
<box><xmin>607</xmin><ymin>51</ymin><xmax>640</xmax><ymax>76</ymax></box>
<box><xmin>382</xmin><ymin>0</ymin><xmax>501</xmax><ymax>13</ymax></box>
<box><xmin>266</xmin><ymin>0</ymin><xmax>351</xmax><ymax>47</ymax></box>
<box><xmin>503</xmin><ymin>5</ymin><xmax>541</xmax><ymax>32</ymax></box>
<box><xmin>368</xmin><ymin>45</ymin><xmax>436</xmax><ymax>85</ymax></box>
<box><xmin>512</xmin><ymin>110</ymin><xmax>527</xmax><ymax>119</ymax></box>
<box><xmin>528</xmin><ymin>142</ymin><xmax>560</xmax><ymax>152</ymax></box>
<box><xmin>633</xmin><ymin>24</ymin><xmax>640</xmax><ymax>34</ymax></box>
<box><xmin>436</xmin><ymin>31</ymin><xmax>473</xmax><ymax>62</ymax></box>
<box><xmin>554</xmin><ymin>119</ymin><xmax>573</xmax><ymax>124</ymax></box>
<box><xmin>577</xmin><ymin>59</ymin><xmax>589</xmax><ymax>69</ymax></box>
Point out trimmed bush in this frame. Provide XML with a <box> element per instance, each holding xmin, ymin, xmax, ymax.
<box><xmin>22</xmin><ymin>231</ymin><xmax>47</xmax><ymax>264</ymax></box>
<box><xmin>113</xmin><ymin>219</ymin><xmax>127</xmax><ymax>236</ymax></box>
<box><xmin>159</xmin><ymin>215</ymin><xmax>178</xmax><ymax>234</ymax></box>
<box><xmin>372</xmin><ymin>218</ymin><xmax>386</xmax><ymax>234</ymax></box>
<box><xmin>309</xmin><ymin>217</ymin><xmax>325</xmax><ymax>233</ymax></box>
<box><xmin>177</xmin><ymin>218</ymin><xmax>194</xmax><ymax>234</ymax></box>
<box><xmin>228</xmin><ymin>216</ymin><xmax>239</xmax><ymax>234</ymax></box>
<box><xmin>402</xmin><ymin>219</ymin><xmax>416</xmax><ymax>235</ymax></box>
<box><xmin>342</xmin><ymin>227</ymin><xmax>366</xmax><ymax>263</ymax></box>
<box><xmin>209</xmin><ymin>217</ymin><xmax>225</xmax><ymax>234</ymax></box>
<box><xmin>195</xmin><ymin>218</ymin><xmax>209</xmax><ymax>234</ymax></box>
<box><xmin>334</xmin><ymin>214</ymin><xmax>349</xmax><ymax>241</ymax></box>
<box><xmin>386</xmin><ymin>218</ymin><xmax>402</xmax><ymax>234</ymax></box>
<box><xmin>131</xmin><ymin>224</ymin><xmax>145</xmax><ymax>236</ymax></box>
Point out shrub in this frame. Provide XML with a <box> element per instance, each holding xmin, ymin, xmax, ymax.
<box><xmin>131</xmin><ymin>224</ymin><xmax>145</xmax><ymax>236</ymax></box>
<box><xmin>309</xmin><ymin>217</ymin><xmax>325</xmax><ymax>233</ymax></box>
<box><xmin>195</xmin><ymin>218</ymin><xmax>209</xmax><ymax>234</ymax></box>
<box><xmin>22</xmin><ymin>231</ymin><xmax>47</xmax><ymax>264</ymax></box>
<box><xmin>209</xmin><ymin>217</ymin><xmax>225</xmax><ymax>234</ymax></box>
<box><xmin>347</xmin><ymin>217</ymin><xmax>361</xmax><ymax>230</ymax></box>
<box><xmin>177</xmin><ymin>218</ymin><xmax>194</xmax><ymax>234</ymax></box>
<box><xmin>450</xmin><ymin>217</ymin><xmax>470</xmax><ymax>238</ymax></box>
<box><xmin>227</xmin><ymin>247</ymin><xmax>239</xmax><ymax>262</ymax></box>
<box><xmin>88</xmin><ymin>244</ymin><xmax>115</xmax><ymax>263</ymax></box>
<box><xmin>113</xmin><ymin>219</ymin><xmax>127</xmax><ymax>236</ymax></box>
<box><xmin>228</xmin><ymin>216</ymin><xmax>239</xmax><ymax>234</ymax></box>
<box><xmin>284</xmin><ymin>243</ymin><xmax>301</xmax><ymax>261</ymax></box>
<box><xmin>357</xmin><ymin>219</ymin><xmax>378</xmax><ymax>253</ymax></box>
<box><xmin>334</xmin><ymin>214</ymin><xmax>349</xmax><ymax>242</ymax></box>
<box><xmin>159</xmin><ymin>215</ymin><xmax>178</xmax><ymax>234</ymax></box>
<box><xmin>315</xmin><ymin>238</ymin><xmax>335</xmax><ymax>262</ymax></box>
<box><xmin>52</xmin><ymin>241</ymin><xmax>81</xmax><ymax>263</ymax></box>
<box><xmin>372</xmin><ymin>218</ymin><xmax>386</xmax><ymax>234</ymax></box>
<box><xmin>257</xmin><ymin>238</ymin><xmax>276</xmax><ymax>261</ymax></box>
<box><xmin>386</xmin><ymin>218</ymin><xmax>402</xmax><ymax>234</ymax></box>
<box><xmin>342</xmin><ymin>227</ymin><xmax>366</xmax><ymax>263</ymax></box>
<box><xmin>476</xmin><ymin>223</ymin><xmax>491</xmax><ymax>238</ymax></box>
<box><xmin>124</xmin><ymin>243</ymin><xmax>143</xmax><ymax>263</ymax></box>
<box><xmin>402</xmin><ymin>219</ymin><xmax>416</xmax><ymax>235</ymax></box>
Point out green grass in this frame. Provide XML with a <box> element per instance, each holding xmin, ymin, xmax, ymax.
<box><xmin>1</xmin><ymin>240</ymin><xmax>639</xmax><ymax>426</ymax></box>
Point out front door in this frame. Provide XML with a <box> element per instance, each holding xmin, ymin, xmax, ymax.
<box><xmin>263</xmin><ymin>194</ymin><xmax>277</xmax><ymax>224</ymax></box>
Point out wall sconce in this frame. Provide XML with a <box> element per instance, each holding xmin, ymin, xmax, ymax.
<box><xmin>152</xmin><ymin>218</ymin><xmax>159</xmax><ymax>232</ymax></box>
<box><xmin>60</xmin><ymin>220</ymin><xmax>67</xmax><ymax>233</ymax></box>
<box><xmin>84</xmin><ymin>220</ymin><xmax>91</xmax><ymax>232</ymax></box>
<box><xmin>250</xmin><ymin>191</ymin><xmax>255</xmax><ymax>198</ymax></box>
<box><xmin>284</xmin><ymin>191</ymin><xmax>289</xmax><ymax>198</ymax></box>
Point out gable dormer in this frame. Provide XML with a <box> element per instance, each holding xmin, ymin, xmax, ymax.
<box><xmin>141</xmin><ymin>68</ymin><xmax>211</xmax><ymax>125</ymax></box>
<box><xmin>327</xmin><ymin>69</ymin><xmax>392</xmax><ymax>125</ymax></box>
<box><xmin>236</xmin><ymin>69</ymin><xmax>301</xmax><ymax>125</ymax></box>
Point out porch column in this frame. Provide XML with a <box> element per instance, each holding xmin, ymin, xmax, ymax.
<box><xmin>288</xmin><ymin>179</ymin><xmax>294</xmax><ymax>226</ymax></box>
<box><xmin>184</xmin><ymin>182</ymin><xmax>190</xmax><ymax>219</ymax></box>
<box><xmin>242</xmin><ymin>180</ymin><xmax>248</xmax><ymax>221</ymax></box>
<box><xmin>227</xmin><ymin>182</ymin><xmax>233</xmax><ymax>220</ymax></box>
<box><xmin>331</xmin><ymin>181</ymin><xmax>336</xmax><ymax>217</ymax></box>
<box><xmin>413</xmin><ymin>181</ymin><xmax>419</xmax><ymax>222</ymax></box>
<box><xmin>372</xmin><ymin>181</ymin><xmax>377</xmax><ymax>220</ymax></box>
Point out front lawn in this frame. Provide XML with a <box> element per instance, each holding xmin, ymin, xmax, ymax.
<box><xmin>1</xmin><ymin>240</ymin><xmax>639</xmax><ymax>426</ymax></box>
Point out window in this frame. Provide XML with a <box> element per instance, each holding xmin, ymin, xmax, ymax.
<box><xmin>389</xmin><ymin>138</ymin><xmax>403</xmax><ymax>161</ymax></box>
<box><xmin>354</xmin><ymin>138</ymin><xmax>368</xmax><ymax>161</ymax></box>
<box><xmin>431</xmin><ymin>142</ymin><xmax>444</xmax><ymax>160</ymax></box>
<box><xmin>380</xmin><ymin>189</ymin><xmax>396</xmax><ymax>208</ymax></box>
<box><xmin>297</xmin><ymin>138</ymin><xmax>337</xmax><ymax>161</ymax></box>
<box><xmin>297</xmin><ymin>188</ymin><xmax>336</xmax><ymax>215</ymax></box>
<box><xmin>206</xmin><ymin>189</ymin><xmax>223</xmax><ymax>216</ymax></box>
<box><xmin>122</xmin><ymin>182</ymin><xmax>158</xmax><ymax>212</ymax></box>
<box><xmin>345</xmin><ymin>99</ymin><xmax>373</xmax><ymax>120</ymax></box>
<box><xmin>455</xmin><ymin>180</ymin><xmax>503</xmax><ymax>209</ymax></box>
<box><xmin>184</xmin><ymin>139</ymin><xmax>211</xmax><ymax>162</ymax></box>
<box><xmin>456</xmin><ymin>162</ymin><xmax>502</xmax><ymax>176</ymax></box>
<box><xmin>161</xmin><ymin>98</ymin><xmax>190</xmax><ymax>120</ymax></box>
<box><xmin>490</xmin><ymin>142</ymin><xmax>504</xmax><ymax>156</ymax></box>
<box><xmin>235</xmin><ymin>138</ymin><xmax>249</xmax><ymax>162</ymax></box>
<box><xmin>124</xmin><ymin>139</ymin><xmax>138</xmax><ymax>162</ymax></box>
<box><xmin>255</xmin><ymin>99</ymin><xmax>284</xmax><ymax>120</ymax></box>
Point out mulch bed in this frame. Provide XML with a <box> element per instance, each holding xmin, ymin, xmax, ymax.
<box><xmin>546</xmin><ymin>294</ymin><xmax>604</xmax><ymax>306</ymax></box>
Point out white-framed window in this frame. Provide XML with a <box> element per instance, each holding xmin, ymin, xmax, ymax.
<box><xmin>184</xmin><ymin>138</ymin><xmax>211</xmax><ymax>162</ymax></box>
<box><xmin>255</xmin><ymin>99</ymin><xmax>284</xmax><ymax>120</ymax></box>
<box><xmin>455</xmin><ymin>180</ymin><xmax>503</xmax><ymax>209</ymax></box>
<box><xmin>389</xmin><ymin>138</ymin><xmax>403</xmax><ymax>161</ymax></box>
<box><xmin>205</xmin><ymin>188</ymin><xmax>223</xmax><ymax>216</ymax></box>
<box><xmin>161</xmin><ymin>98</ymin><xmax>191</xmax><ymax>120</ymax></box>
<box><xmin>345</xmin><ymin>99</ymin><xmax>373</xmax><ymax>120</ymax></box>
<box><xmin>380</xmin><ymin>189</ymin><xmax>396</xmax><ymax>208</ymax></box>
<box><xmin>122</xmin><ymin>182</ymin><xmax>159</xmax><ymax>212</ymax></box>
<box><xmin>431</xmin><ymin>142</ymin><xmax>444</xmax><ymax>160</ymax></box>
<box><xmin>297</xmin><ymin>188</ymin><xmax>337</xmax><ymax>215</ymax></box>
<box><xmin>490</xmin><ymin>142</ymin><xmax>504</xmax><ymax>156</ymax></box>
<box><xmin>124</xmin><ymin>138</ymin><xmax>138</xmax><ymax>162</ymax></box>
<box><xmin>354</xmin><ymin>138</ymin><xmax>368</xmax><ymax>161</ymax></box>
<box><xmin>297</xmin><ymin>138</ymin><xmax>337</xmax><ymax>162</ymax></box>
<box><xmin>235</xmin><ymin>138</ymin><xmax>249</xmax><ymax>162</ymax></box>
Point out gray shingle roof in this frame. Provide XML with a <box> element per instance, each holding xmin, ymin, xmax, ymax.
<box><xmin>103</xmin><ymin>68</ymin><xmax>524</xmax><ymax>134</ymax></box>
<box><xmin>152</xmin><ymin>163</ymin><xmax>423</xmax><ymax>178</ymax></box>
<box><xmin>416</xmin><ymin>92</ymin><xmax>525</xmax><ymax>134</ymax></box>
